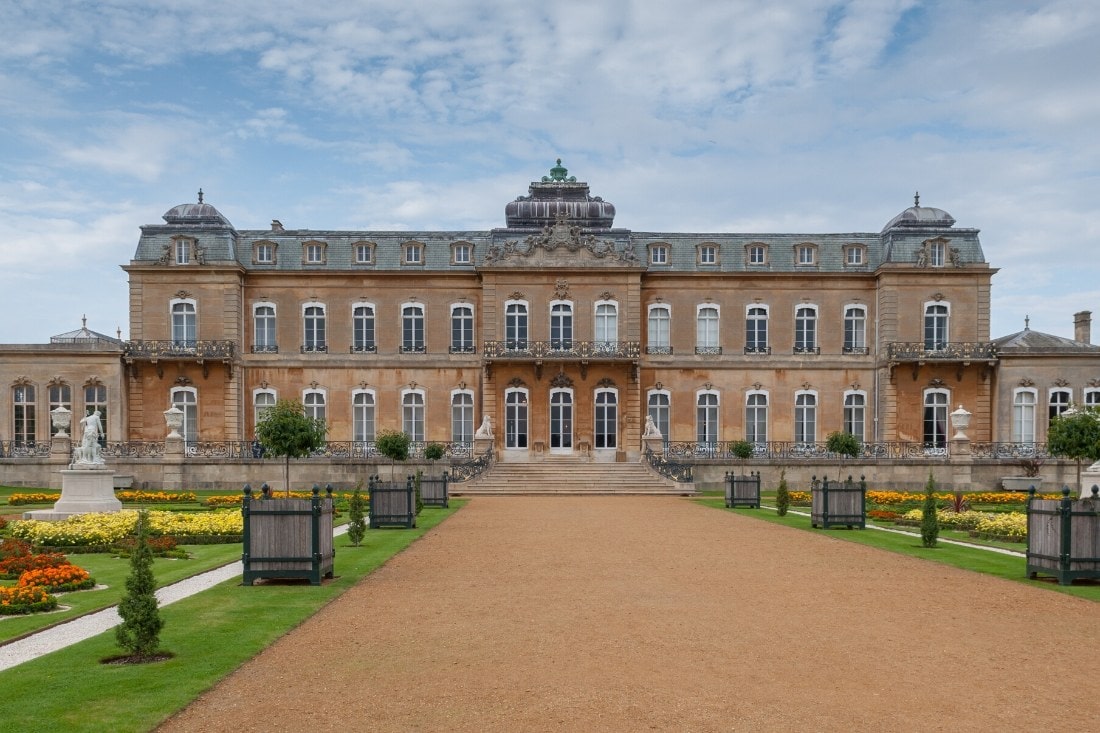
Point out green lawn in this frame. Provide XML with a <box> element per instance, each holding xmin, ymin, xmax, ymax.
<box><xmin>0</xmin><ymin>503</ymin><xmax>462</xmax><ymax>733</ymax></box>
<box><xmin>697</xmin><ymin>498</ymin><xmax>1100</xmax><ymax>602</ymax></box>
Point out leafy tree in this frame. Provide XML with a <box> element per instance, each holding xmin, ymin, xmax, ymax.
<box><xmin>255</xmin><ymin>399</ymin><xmax>328</xmax><ymax>496</ymax></box>
<box><xmin>920</xmin><ymin>472</ymin><xmax>939</xmax><ymax>548</ymax></box>
<box><xmin>826</xmin><ymin>430</ymin><xmax>861</xmax><ymax>481</ymax></box>
<box><xmin>729</xmin><ymin>440</ymin><xmax>753</xmax><ymax>474</ymax></box>
<box><xmin>776</xmin><ymin>469</ymin><xmax>790</xmax><ymax>517</ymax></box>
<box><xmin>424</xmin><ymin>442</ymin><xmax>445</xmax><ymax>477</ymax></box>
<box><xmin>115</xmin><ymin>510</ymin><xmax>164</xmax><ymax>661</ymax></box>
<box><xmin>1047</xmin><ymin>406</ymin><xmax>1100</xmax><ymax>495</ymax></box>
<box><xmin>376</xmin><ymin>429</ymin><xmax>411</xmax><ymax>483</ymax></box>
<box><xmin>346</xmin><ymin>482</ymin><xmax>367</xmax><ymax>547</ymax></box>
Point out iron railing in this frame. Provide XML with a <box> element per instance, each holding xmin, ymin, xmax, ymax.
<box><xmin>887</xmin><ymin>342</ymin><xmax>997</xmax><ymax>361</ymax></box>
<box><xmin>0</xmin><ymin>441</ymin><xmax>51</xmax><ymax>458</ymax></box>
<box><xmin>483</xmin><ymin>340</ymin><xmax>641</xmax><ymax>359</ymax></box>
<box><xmin>663</xmin><ymin>440</ymin><xmax>954</xmax><ymax>460</ymax></box>
<box><xmin>124</xmin><ymin>340</ymin><xmax>236</xmax><ymax>360</ymax></box>
<box><xmin>970</xmin><ymin>442</ymin><xmax>1049</xmax><ymax>459</ymax></box>
<box><xmin>644</xmin><ymin>447</ymin><xmax>693</xmax><ymax>483</ymax></box>
<box><xmin>180</xmin><ymin>440</ymin><xmax>474</xmax><ymax>460</ymax></box>
<box><xmin>102</xmin><ymin>441</ymin><xmax>166</xmax><ymax>458</ymax></box>
<box><xmin>449</xmin><ymin>449</ymin><xmax>493</xmax><ymax>482</ymax></box>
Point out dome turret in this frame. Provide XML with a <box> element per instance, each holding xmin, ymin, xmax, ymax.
<box><xmin>505</xmin><ymin>160</ymin><xmax>616</xmax><ymax>229</ymax></box>
<box><xmin>162</xmin><ymin>189</ymin><xmax>233</xmax><ymax>227</ymax></box>
<box><xmin>882</xmin><ymin>192</ymin><xmax>955</xmax><ymax>232</ymax></box>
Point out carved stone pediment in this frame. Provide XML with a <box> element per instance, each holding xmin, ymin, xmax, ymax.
<box><xmin>483</xmin><ymin>213</ymin><xmax>639</xmax><ymax>267</ymax></box>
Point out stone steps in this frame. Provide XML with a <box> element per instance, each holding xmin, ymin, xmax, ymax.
<box><xmin>452</xmin><ymin>459</ymin><xmax>694</xmax><ymax>495</ymax></box>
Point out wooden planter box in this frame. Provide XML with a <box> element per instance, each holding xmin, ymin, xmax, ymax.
<box><xmin>810</xmin><ymin>476</ymin><xmax>866</xmax><ymax>529</ymax></box>
<box><xmin>241</xmin><ymin>484</ymin><xmax>335</xmax><ymax>586</ymax></box>
<box><xmin>420</xmin><ymin>472</ymin><xmax>449</xmax><ymax>508</ymax></box>
<box><xmin>725</xmin><ymin>471</ymin><xmax>761</xmax><ymax>508</ymax></box>
<box><xmin>1027</xmin><ymin>487</ymin><xmax>1100</xmax><ymax>585</ymax></box>
<box><xmin>369</xmin><ymin>475</ymin><xmax>417</xmax><ymax>528</ymax></box>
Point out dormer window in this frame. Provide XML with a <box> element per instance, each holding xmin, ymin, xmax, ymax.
<box><xmin>650</xmin><ymin>244</ymin><xmax>668</xmax><ymax>265</ymax></box>
<box><xmin>452</xmin><ymin>242</ymin><xmax>472</xmax><ymax>265</ymax></box>
<box><xmin>747</xmin><ymin>244</ymin><xmax>767</xmax><ymax>265</ymax></box>
<box><xmin>254</xmin><ymin>242</ymin><xmax>275</xmax><ymax>264</ymax></box>
<box><xmin>796</xmin><ymin>244</ymin><xmax>816</xmax><ymax>265</ymax></box>
<box><xmin>845</xmin><ymin>245</ymin><xmax>865</xmax><ymax>266</ymax></box>
<box><xmin>354</xmin><ymin>242</ymin><xmax>374</xmax><ymax>264</ymax></box>
<box><xmin>698</xmin><ymin>244</ymin><xmax>718</xmax><ymax>265</ymax></box>
<box><xmin>303</xmin><ymin>241</ymin><xmax>326</xmax><ymax>265</ymax></box>
<box><xmin>404</xmin><ymin>242</ymin><xmax>424</xmax><ymax>265</ymax></box>
<box><xmin>930</xmin><ymin>241</ymin><xmax>945</xmax><ymax>267</ymax></box>
<box><xmin>175</xmin><ymin>239</ymin><xmax>192</xmax><ymax>265</ymax></box>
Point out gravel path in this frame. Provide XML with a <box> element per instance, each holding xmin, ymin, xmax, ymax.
<box><xmin>158</xmin><ymin>497</ymin><xmax>1099</xmax><ymax>732</ymax></box>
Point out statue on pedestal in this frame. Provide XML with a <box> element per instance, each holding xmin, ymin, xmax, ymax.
<box><xmin>73</xmin><ymin>409</ymin><xmax>105</xmax><ymax>466</ymax></box>
<box><xmin>474</xmin><ymin>415</ymin><xmax>494</xmax><ymax>439</ymax></box>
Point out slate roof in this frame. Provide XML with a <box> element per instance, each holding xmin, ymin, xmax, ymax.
<box><xmin>993</xmin><ymin>328</ymin><xmax>1100</xmax><ymax>355</ymax></box>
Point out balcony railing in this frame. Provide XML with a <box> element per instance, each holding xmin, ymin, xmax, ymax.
<box><xmin>483</xmin><ymin>340</ymin><xmax>641</xmax><ymax>359</ymax></box>
<box><xmin>350</xmin><ymin>344</ymin><xmax>378</xmax><ymax>354</ymax></box>
<box><xmin>887</xmin><ymin>342</ymin><xmax>997</xmax><ymax>361</ymax></box>
<box><xmin>646</xmin><ymin>345</ymin><xmax>673</xmax><ymax>355</ymax></box>
<box><xmin>793</xmin><ymin>346</ymin><xmax>820</xmax><ymax>355</ymax></box>
<box><xmin>970</xmin><ymin>442</ymin><xmax>1049</xmax><ymax>459</ymax></box>
<box><xmin>744</xmin><ymin>345</ymin><xmax>771</xmax><ymax>355</ymax></box>
<box><xmin>662</xmin><ymin>441</ymin><xmax>957</xmax><ymax>460</ymax></box>
<box><xmin>0</xmin><ymin>441</ymin><xmax>51</xmax><ymax>458</ymax></box>
<box><xmin>124</xmin><ymin>340</ymin><xmax>236</xmax><ymax>360</ymax></box>
<box><xmin>300</xmin><ymin>343</ymin><xmax>328</xmax><ymax>353</ymax></box>
<box><xmin>251</xmin><ymin>344</ymin><xmax>279</xmax><ymax>354</ymax></box>
<box><xmin>182</xmin><ymin>441</ymin><xmax>474</xmax><ymax>460</ymax></box>
<box><xmin>694</xmin><ymin>346</ymin><xmax>722</xmax><ymax>355</ymax></box>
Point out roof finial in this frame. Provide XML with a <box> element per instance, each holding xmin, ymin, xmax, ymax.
<box><xmin>197</xmin><ymin>188</ymin><xmax>204</xmax><ymax>204</ymax></box>
<box><xmin>1024</xmin><ymin>315</ymin><xmax>1030</xmax><ymax>330</ymax></box>
<box><xmin>81</xmin><ymin>314</ymin><xmax>87</xmax><ymax>328</ymax></box>
<box><xmin>914</xmin><ymin>191</ymin><xmax>920</xmax><ymax>206</ymax></box>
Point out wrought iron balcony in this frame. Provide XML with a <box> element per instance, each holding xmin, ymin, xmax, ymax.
<box><xmin>646</xmin><ymin>345</ymin><xmax>673</xmax><ymax>355</ymax></box>
<box><xmin>793</xmin><ymin>346</ymin><xmax>820</xmax><ymax>355</ymax></box>
<box><xmin>842</xmin><ymin>345</ymin><xmax>870</xmax><ymax>355</ymax></box>
<box><xmin>744</xmin><ymin>345</ymin><xmax>771</xmax><ymax>355</ymax></box>
<box><xmin>350</xmin><ymin>344</ymin><xmax>378</xmax><ymax>354</ymax></box>
<box><xmin>483</xmin><ymin>340</ymin><xmax>641</xmax><ymax>360</ymax></box>
<box><xmin>400</xmin><ymin>344</ymin><xmax>427</xmax><ymax>354</ymax></box>
<box><xmin>449</xmin><ymin>344</ymin><xmax>477</xmax><ymax>354</ymax></box>
<box><xmin>125</xmin><ymin>340</ymin><xmax>236</xmax><ymax>361</ymax></box>
<box><xmin>251</xmin><ymin>344</ymin><xmax>278</xmax><ymax>354</ymax></box>
<box><xmin>300</xmin><ymin>343</ymin><xmax>328</xmax><ymax>353</ymax></box>
<box><xmin>695</xmin><ymin>346</ymin><xmax>723</xmax><ymax>355</ymax></box>
<box><xmin>887</xmin><ymin>342</ymin><xmax>997</xmax><ymax>361</ymax></box>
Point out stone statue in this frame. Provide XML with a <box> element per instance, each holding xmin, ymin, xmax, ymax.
<box><xmin>642</xmin><ymin>415</ymin><xmax>662</xmax><ymax>438</ymax></box>
<box><xmin>74</xmin><ymin>409</ymin><xmax>104</xmax><ymax>466</ymax></box>
<box><xmin>474</xmin><ymin>415</ymin><xmax>494</xmax><ymax>439</ymax></box>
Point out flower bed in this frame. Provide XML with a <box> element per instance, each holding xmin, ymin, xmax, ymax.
<box><xmin>17</xmin><ymin>564</ymin><xmax>95</xmax><ymax>593</ymax></box>
<box><xmin>7</xmin><ymin>492</ymin><xmax>61</xmax><ymax>506</ymax></box>
<box><xmin>116</xmin><ymin>490</ymin><xmax>197</xmax><ymax>503</ymax></box>
<box><xmin>10</xmin><ymin>510</ymin><xmax>244</xmax><ymax>548</ymax></box>
<box><xmin>0</xmin><ymin>585</ymin><xmax>58</xmax><ymax>615</ymax></box>
<box><xmin>0</xmin><ymin>551</ymin><xmax>70</xmax><ymax>579</ymax></box>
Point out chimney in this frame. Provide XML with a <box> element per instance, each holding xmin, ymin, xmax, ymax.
<box><xmin>1074</xmin><ymin>310</ymin><xmax>1091</xmax><ymax>344</ymax></box>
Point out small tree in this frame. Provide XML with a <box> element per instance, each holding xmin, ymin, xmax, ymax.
<box><xmin>776</xmin><ymin>469</ymin><xmax>790</xmax><ymax>517</ymax></box>
<box><xmin>346</xmin><ymin>481</ymin><xmax>367</xmax><ymax>547</ymax></box>
<box><xmin>376</xmin><ymin>429</ymin><xmax>411</xmax><ymax>483</ymax></box>
<box><xmin>255</xmin><ymin>399</ymin><xmax>328</xmax><ymax>496</ymax></box>
<box><xmin>1047</xmin><ymin>406</ymin><xmax>1100</xmax><ymax>495</ymax></box>
<box><xmin>729</xmin><ymin>440</ymin><xmax>753</xmax><ymax>475</ymax></box>
<box><xmin>920</xmin><ymin>472</ymin><xmax>939</xmax><ymax>548</ymax></box>
<box><xmin>115</xmin><ymin>510</ymin><xmax>164</xmax><ymax>661</ymax></box>
<box><xmin>826</xmin><ymin>430</ymin><xmax>861</xmax><ymax>482</ymax></box>
<box><xmin>424</xmin><ymin>442</ymin><xmax>446</xmax><ymax>476</ymax></box>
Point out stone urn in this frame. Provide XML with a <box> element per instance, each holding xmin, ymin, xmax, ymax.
<box><xmin>950</xmin><ymin>404</ymin><xmax>971</xmax><ymax>440</ymax></box>
<box><xmin>50</xmin><ymin>405</ymin><xmax>72</xmax><ymax>437</ymax></box>
<box><xmin>164</xmin><ymin>405</ymin><xmax>184</xmax><ymax>439</ymax></box>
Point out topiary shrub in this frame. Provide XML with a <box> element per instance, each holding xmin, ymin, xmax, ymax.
<box><xmin>826</xmin><ymin>430</ymin><xmax>861</xmax><ymax>481</ymax></box>
<box><xmin>920</xmin><ymin>472</ymin><xmax>939</xmax><ymax>548</ymax></box>
<box><xmin>346</xmin><ymin>482</ymin><xmax>367</xmax><ymax>547</ymax></box>
<box><xmin>376</xmin><ymin>430</ymin><xmax>411</xmax><ymax>483</ymax></box>
<box><xmin>114</xmin><ymin>510</ymin><xmax>165</xmax><ymax>662</ymax></box>
<box><xmin>776</xmin><ymin>470</ymin><xmax>790</xmax><ymax>517</ymax></box>
<box><xmin>729</xmin><ymin>440</ymin><xmax>753</xmax><ymax>474</ymax></box>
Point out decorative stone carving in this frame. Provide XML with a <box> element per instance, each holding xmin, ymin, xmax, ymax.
<box><xmin>483</xmin><ymin>212</ymin><xmax>637</xmax><ymax>266</ymax></box>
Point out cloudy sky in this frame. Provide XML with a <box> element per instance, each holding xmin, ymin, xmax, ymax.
<box><xmin>1</xmin><ymin>0</ymin><xmax>1097</xmax><ymax>343</ymax></box>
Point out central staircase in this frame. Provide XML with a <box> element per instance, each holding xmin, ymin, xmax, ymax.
<box><xmin>452</xmin><ymin>458</ymin><xmax>694</xmax><ymax>495</ymax></box>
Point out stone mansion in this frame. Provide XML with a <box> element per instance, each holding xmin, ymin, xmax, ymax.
<box><xmin>3</xmin><ymin>161</ymin><xmax>1099</xmax><ymax>466</ymax></box>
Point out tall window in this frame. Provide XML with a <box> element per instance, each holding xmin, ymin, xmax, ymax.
<box><xmin>13</xmin><ymin>385</ymin><xmax>35</xmax><ymax>445</ymax></box>
<box><xmin>171</xmin><ymin>300</ymin><xmax>196</xmax><ymax>347</ymax></box>
<box><xmin>352</xmin><ymin>391</ymin><xmax>376</xmax><ymax>442</ymax></box>
<box><xmin>794</xmin><ymin>392</ymin><xmax>817</xmax><ymax>443</ymax></box>
<box><xmin>170</xmin><ymin>388</ymin><xmax>197</xmax><ymax>444</ymax></box>
<box><xmin>304</xmin><ymin>390</ymin><xmax>326</xmax><ymax>424</ymax></box>
<box><xmin>923</xmin><ymin>390</ymin><xmax>949</xmax><ymax>449</ymax></box>
<box><xmin>1049</xmin><ymin>389</ymin><xmax>1072</xmax><ymax>423</ymax></box>
<box><xmin>844</xmin><ymin>306</ymin><xmax>866</xmax><ymax>353</ymax></box>
<box><xmin>505</xmin><ymin>302</ymin><xmax>528</xmax><ymax>350</ymax></box>
<box><xmin>505</xmin><ymin>389</ymin><xmax>528</xmax><ymax>448</ymax></box>
<box><xmin>843</xmin><ymin>392</ymin><xmax>866</xmax><ymax>442</ymax></box>
<box><xmin>402</xmin><ymin>391</ymin><xmax>425</xmax><ymax>442</ymax></box>
<box><xmin>594</xmin><ymin>389</ymin><xmax>618</xmax><ymax>449</ymax></box>
<box><xmin>648</xmin><ymin>305</ymin><xmax>671</xmax><ymax>354</ymax></box>
<box><xmin>930</xmin><ymin>241</ymin><xmax>946</xmax><ymax>267</ymax></box>
<box><xmin>696</xmin><ymin>392</ymin><xmax>719</xmax><ymax>447</ymax></box>
<box><xmin>303</xmin><ymin>305</ymin><xmax>326</xmax><ymax>352</ymax></box>
<box><xmin>746</xmin><ymin>393</ymin><xmax>768</xmax><ymax>445</ymax></box>
<box><xmin>550</xmin><ymin>302</ymin><xmax>573</xmax><ymax>350</ymax></box>
<box><xmin>254</xmin><ymin>304</ymin><xmax>276</xmax><ymax>353</ymax></box>
<box><xmin>550</xmin><ymin>389</ymin><xmax>573</xmax><ymax>450</ymax></box>
<box><xmin>450</xmin><ymin>305</ymin><xmax>474</xmax><ymax>353</ymax></box>
<box><xmin>648</xmin><ymin>391</ymin><xmax>670</xmax><ymax>441</ymax></box>
<box><xmin>254</xmin><ymin>391</ymin><xmax>276</xmax><ymax>431</ymax></box>
<box><xmin>924</xmin><ymin>304</ymin><xmax>949</xmax><ymax>351</ymax></box>
<box><xmin>594</xmin><ymin>302</ymin><xmax>618</xmax><ymax>352</ymax></box>
<box><xmin>696</xmin><ymin>305</ymin><xmax>719</xmax><ymax>353</ymax></box>
<box><xmin>402</xmin><ymin>304</ymin><xmax>425</xmax><ymax>353</ymax></box>
<box><xmin>794</xmin><ymin>306</ymin><xmax>817</xmax><ymax>353</ymax></box>
<box><xmin>746</xmin><ymin>306</ymin><xmax>768</xmax><ymax>353</ymax></box>
<box><xmin>175</xmin><ymin>239</ymin><xmax>191</xmax><ymax>265</ymax></box>
<box><xmin>451</xmin><ymin>392</ymin><xmax>474</xmax><ymax>443</ymax></box>
<box><xmin>48</xmin><ymin>384</ymin><xmax>71</xmax><ymax>437</ymax></box>
<box><xmin>84</xmin><ymin>384</ymin><xmax>107</xmax><ymax>445</ymax></box>
<box><xmin>352</xmin><ymin>304</ymin><xmax>376</xmax><ymax>353</ymax></box>
<box><xmin>1013</xmin><ymin>390</ymin><xmax>1036</xmax><ymax>443</ymax></box>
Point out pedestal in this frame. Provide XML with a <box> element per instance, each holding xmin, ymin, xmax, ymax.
<box><xmin>23</xmin><ymin>467</ymin><xmax>122</xmax><ymax>520</ymax></box>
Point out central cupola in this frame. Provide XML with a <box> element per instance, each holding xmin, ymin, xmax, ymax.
<box><xmin>504</xmin><ymin>159</ymin><xmax>616</xmax><ymax>229</ymax></box>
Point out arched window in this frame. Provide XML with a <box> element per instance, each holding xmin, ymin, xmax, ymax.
<box><xmin>746</xmin><ymin>392</ymin><xmax>768</xmax><ymax>446</ymax></box>
<box><xmin>746</xmin><ymin>306</ymin><xmax>768</xmax><ymax>353</ymax></box>
<box><xmin>648</xmin><ymin>390</ymin><xmax>670</xmax><ymax>441</ymax></box>
<box><xmin>550</xmin><ymin>301</ymin><xmax>573</xmax><ymax>350</ymax></box>
<box><xmin>794</xmin><ymin>306</ymin><xmax>817</xmax><ymax>353</ymax></box>
<box><xmin>696</xmin><ymin>305</ymin><xmax>720</xmax><ymax>353</ymax></box>
<box><xmin>353</xmin><ymin>390</ymin><xmax>376</xmax><ymax>442</ymax></box>
<box><xmin>505</xmin><ymin>301</ymin><xmax>528</xmax><ymax>350</ymax></box>
<box><xmin>843</xmin><ymin>306</ymin><xmax>867</xmax><ymax>354</ymax></box>
<box><xmin>302</xmin><ymin>304</ymin><xmax>326</xmax><ymax>352</ymax></box>
<box><xmin>1013</xmin><ymin>389</ymin><xmax>1036</xmax><ymax>443</ymax></box>
<box><xmin>594</xmin><ymin>301</ymin><xmax>618</xmax><ymax>353</ymax></box>
<box><xmin>594</xmin><ymin>389</ymin><xmax>618</xmax><ymax>449</ymax></box>
<box><xmin>451</xmin><ymin>390</ymin><xmax>474</xmax><ymax>443</ymax></box>
<box><xmin>923</xmin><ymin>389</ymin><xmax>949</xmax><ymax>449</ymax></box>
<box><xmin>549</xmin><ymin>388</ymin><xmax>573</xmax><ymax>450</ymax></box>
<box><xmin>352</xmin><ymin>303</ymin><xmax>376</xmax><ymax>353</ymax></box>
<box><xmin>402</xmin><ymin>304</ymin><xmax>425</xmax><ymax>353</ymax></box>
<box><xmin>1049</xmin><ymin>388</ymin><xmax>1072</xmax><ymax>424</ymax></box>
<box><xmin>253</xmin><ymin>389</ymin><xmax>276</xmax><ymax>432</ymax></box>
<box><xmin>794</xmin><ymin>392</ymin><xmax>817</xmax><ymax>443</ymax></box>
<box><xmin>696</xmin><ymin>391</ymin><xmax>719</xmax><ymax>448</ymax></box>
<box><xmin>505</xmin><ymin>388</ymin><xmax>528</xmax><ymax>448</ymax></box>
<box><xmin>12</xmin><ymin>384</ymin><xmax>36</xmax><ymax>445</ymax></box>
<box><xmin>253</xmin><ymin>303</ymin><xmax>277</xmax><ymax>353</ymax></box>
<box><xmin>647</xmin><ymin>305</ymin><xmax>671</xmax><ymax>354</ymax></box>
<box><xmin>402</xmin><ymin>390</ymin><xmax>425</xmax><ymax>442</ymax></box>
<box><xmin>170</xmin><ymin>387</ymin><xmax>198</xmax><ymax>444</ymax></box>
<box><xmin>450</xmin><ymin>305</ymin><xmax>474</xmax><ymax>353</ymax></box>
<box><xmin>303</xmin><ymin>389</ymin><xmax>326</xmax><ymax>424</ymax></box>
<box><xmin>924</xmin><ymin>303</ymin><xmax>949</xmax><ymax>351</ymax></box>
<box><xmin>843</xmin><ymin>391</ymin><xmax>866</xmax><ymax>442</ymax></box>
<box><xmin>171</xmin><ymin>299</ymin><xmax>197</xmax><ymax>347</ymax></box>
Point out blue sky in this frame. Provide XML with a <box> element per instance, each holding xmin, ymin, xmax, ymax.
<box><xmin>1</xmin><ymin>0</ymin><xmax>1097</xmax><ymax>342</ymax></box>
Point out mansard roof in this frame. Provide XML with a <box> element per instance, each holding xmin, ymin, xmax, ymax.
<box><xmin>993</xmin><ymin>327</ymin><xmax>1100</xmax><ymax>355</ymax></box>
